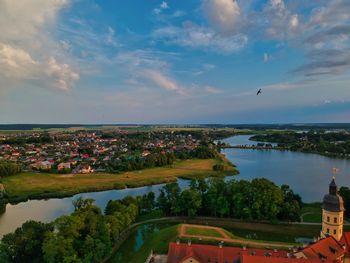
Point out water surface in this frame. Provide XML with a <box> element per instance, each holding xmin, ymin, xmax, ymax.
<box><xmin>1</xmin><ymin>135</ymin><xmax>350</xmax><ymax>236</ymax></box>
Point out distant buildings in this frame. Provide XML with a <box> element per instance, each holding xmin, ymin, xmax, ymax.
<box><xmin>79</xmin><ymin>165</ymin><xmax>93</xmax><ymax>174</ymax></box>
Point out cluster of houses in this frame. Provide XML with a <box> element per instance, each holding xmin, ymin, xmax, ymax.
<box><xmin>0</xmin><ymin>131</ymin><xmax>199</xmax><ymax>174</ymax></box>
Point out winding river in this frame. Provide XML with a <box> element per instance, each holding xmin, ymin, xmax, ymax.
<box><xmin>1</xmin><ymin>135</ymin><xmax>350</xmax><ymax>237</ymax></box>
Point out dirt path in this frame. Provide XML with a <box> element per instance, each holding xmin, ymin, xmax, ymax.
<box><xmin>179</xmin><ymin>223</ymin><xmax>294</xmax><ymax>249</ymax></box>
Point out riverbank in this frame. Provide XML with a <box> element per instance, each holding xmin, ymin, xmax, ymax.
<box><xmin>1</xmin><ymin>157</ymin><xmax>238</xmax><ymax>204</ymax></box>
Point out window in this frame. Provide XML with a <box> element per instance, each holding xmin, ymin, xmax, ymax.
<box><xmin>334</xmin><ymin>217</ymin><xmax>337</xmax><ymax>223</ymax></box>
<box><xmin>327</xmin><ymin>216</ymin><xmax>330</xmax><ymax>222</ymax></box>
<box><xmin>327</xmin><ymin>228</ymin><xmax>330</xmax><ymax>233</ymax></box>
<box><xmin>334</xmin><ymin>229</ymin><xmax>337</xmax><ymax>235</ymax></box>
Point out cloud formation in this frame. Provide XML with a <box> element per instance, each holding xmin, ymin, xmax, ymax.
<box><xmin>0</xmin><ymin>0</ymin><xmax>79</xmax><ymax>91</ymax></box>
<box><xmin>202</xmin><ymin>0</ymin><xmax>241</xmax><ymax>33</ymax></box>
<box><xmin>153</xmin><ymin>24</ymin><xmax>248</xmax><ymax>54</ymax></box>
<box><xmin>145</xmin><ymin>70</ymin><xmax>186</xmax><ymax>95</ymax></box>
<box><xmin>153</xmin><ymin>1</ymin><xmax>169</xmax><ymax>15</ymax></box>
<box><xmin>0</xmin><ymin>44</ymin><xmax>37</xmax><ymax>79</ymax></box>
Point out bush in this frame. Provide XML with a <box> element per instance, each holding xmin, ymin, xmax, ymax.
<box><xmin>213</xmin><ymin>164</ymin><xmax>225</xmax><ymax>171</ymax></box>
<box><xmin>0</xmin><ymin>161</ymin><xmax>21</xmax><ymax>177</ymax></box>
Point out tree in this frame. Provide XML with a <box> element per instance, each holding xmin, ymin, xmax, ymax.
<box><xmin>0</xmin><ymin>221</ymin><xmax>52</xmax><ymax>263</ymax></box>
<box><xmin>340</xmin><ymin>187</ymin><xmax>350</xmax><ymax>218</ymax></box>
<box><xmin>178</xmin><ymin>189</ymin><xmax>201</xmax><ymax>217</ymax></box>
<box><xmin>72</xmin><ymin>197</ymin><xmax>95</xmax><ymax>212</ymax></box>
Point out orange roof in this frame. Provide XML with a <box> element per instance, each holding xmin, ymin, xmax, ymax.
<box><xmin>167</xmin><ymin>242</ymin><xmax>289</xmax><ymax>263</ymax></box>
<box><xmin>241</xmin><ymin>254</ymin><xmax>332</xmax><ymax>263</ymax></box>
<box><xmin>300</xmin><ymin>236</ymin><xmax>344</xmax><ymax>262</ymax></box>
<box><xmin>340</xmin><ymin>232</ymin><xmax>350</xmax><ymax>255</ymax></box>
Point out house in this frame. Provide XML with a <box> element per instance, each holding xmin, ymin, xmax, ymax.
<box><xmin>36</xmin><ymin>161</ymin><xmax>52</xmax><ymax>170</ymax></box>
<box><xmin>142</xmin><ymin>150</ymin><xmax>151</xmax><ymax>157</ymax></box>
<box><xmin>57</xmin><ymin>162</ymin><xmax>71</xmax><ymax>171</ymax></box>
<box><xmin>79</xmin><ymin>165</ymin><xmax>93</xmax><ymax>174</ymax></box>
<box><xmin>294</xmin><ymin>236</ymin><xmax>345</xmax><ymax>262</ymax></box>
<box><xmin>166</xmin><ymin>241</ymin><xmax>337</xmax><ymax>263</ymax></box>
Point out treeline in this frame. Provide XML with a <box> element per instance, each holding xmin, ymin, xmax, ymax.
<box><xmin>340</xmin><ymin>187</ymin><xmax>350</xmax><ymax>218</ymax></box>
<box><xmin>250</xmin><ymin>131</ymin><xmax>350</xmax><ymax>157</ymax></box>
<box><xmin>106</xmin><ymin>152</ymin><xmax>176</xmax><ymax>172</ymax></box>
<box><xmin>105</xmin><ymin>146</ymin><xmax>216</xmax><ymax>172</ymax></box>
<box><xmin>137</xmin><ymin>178</ymin><xmax>302</xmax><ymax>221</ymax></box>
<box><xmin>0</xmin><ymin>197</ymin><xmax>138</xmax><ymax>263</ymax></box>
<box><xmin>0</xmin><ymin>161</ymin><xmax>21</xmax><ymax>177</ymax></box>
<box><xmin>3</xmin><ymin>134</ymin><xmax>53</xmax><ymax>145</ymax></box>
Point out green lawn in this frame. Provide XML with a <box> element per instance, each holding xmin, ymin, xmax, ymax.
<box><xmin>185</xmin><ymin>226</ymin><xmax>224</xmax><ymax>238</ymax></box>
<box><xmin>301</xmin><ymin>203</ymin><xmax>322</xmax><ymax>223</ymax></box>
<box><xmin>1</xmin><ymin>158</ymin><xmax>238</xmax><ymax>202</ymax></box>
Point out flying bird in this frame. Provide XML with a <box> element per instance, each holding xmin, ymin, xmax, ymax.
<box><xmin>257</xmin><ymin>89</ymin><xmax>262</xmax><ymax>95</ymax></box>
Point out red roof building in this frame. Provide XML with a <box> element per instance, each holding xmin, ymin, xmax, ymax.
<box><xmin>241</xmin><ymin>254</ymin><xmax>332</xmax><ymax>263</ymax></box>
<box><xmin>166</xmin><ymin>236</ymin><xmax>350</xmax><ymax>263</ymax></box>
<box><xmin>167</xmin><ymin>242</ymin><xmax>294</xmax><ymax>263</ymax></box>
<box><xmin>295</xmin><ymin>236</ymin><xmax>344</xmax><ymax>262</ymax></box>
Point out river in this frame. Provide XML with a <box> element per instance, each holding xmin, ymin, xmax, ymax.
<box><xmin>0</xmin><ymin>135</ymin><xmax>350</xmax><ymax>237</ymax></box>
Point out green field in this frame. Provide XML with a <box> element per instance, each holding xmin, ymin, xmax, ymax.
<box><xmin>185</xmin><ymin>226</ymin><xmax>224</xmax><ymax>238</ymax></box>
<box><xmin>1</xmin><ymin>158</ymin><xmax>238</xmax><ymax>203</ymax></box>
<box><xmin>301</xmin><ymin>203</ymin><xmax>322</xmax><ymax>223</ymax></box>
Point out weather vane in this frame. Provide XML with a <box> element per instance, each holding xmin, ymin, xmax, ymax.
<box><xmin>332</xmin><ymin>167</ymin><xmax>339</xmax><ymax>179</ymax></box>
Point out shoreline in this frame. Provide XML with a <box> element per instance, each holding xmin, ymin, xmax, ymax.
<box><xmin>0</xmin><ymin>157</ymin><xmax>238</xmax><ymax>205</ymax></box>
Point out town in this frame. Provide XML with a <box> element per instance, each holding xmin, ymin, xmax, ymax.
<box><xmin>0</xmin><ymin>129</ymin><xmax>207</xmax><ymax>175</ymax></box>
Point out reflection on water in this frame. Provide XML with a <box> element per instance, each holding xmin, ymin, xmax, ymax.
<box><xmin>0</xmin><ymin>202</ymin><xmax>5</xmax><ymax>215</ymax></box>
<box><xmin>110</xmin><ymin>223</ymin><xmax>173</xmax><ymax>262</ymax></box>
<box><xmin>1</xmin><ymin>135</ymin><xmax>350</xmax><ymax>237</ymax></box>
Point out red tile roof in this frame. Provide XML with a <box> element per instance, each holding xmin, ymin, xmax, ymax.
<box><xmin>167</xmin><ymin>242</ymin><xmax>290</xmax><ymax>263</ymax></box>
<box><xmin>340</xmin><ymin>232</ymin><xmax>350</xmax><ymax>256</ymax></box>
<box><xmin>167</xmin><ymin>232</ymin><xmax>350</xmax><ymax>263</ymax></box>
<box><xmin>241</xmin><ymin>254</ymin><xmax>332</xmax><ymax>263</ymax></box>
<box><xmin>297</xmin><ymin>236</ymin><xmax>344</xmax><ymax>262</ymax></box>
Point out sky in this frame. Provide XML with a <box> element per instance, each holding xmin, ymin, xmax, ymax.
<box><xmin>1</xmin><ymin>0</ymin><xmax>350</xmax><ymax>124</ymax></box>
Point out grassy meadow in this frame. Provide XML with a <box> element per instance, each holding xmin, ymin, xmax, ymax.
<box><xmin>1</xmin><ymin>158</ymin><xmax>238</xmax><ymax>203</ymax></box>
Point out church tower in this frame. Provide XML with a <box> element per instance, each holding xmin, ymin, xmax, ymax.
<box><xmin>321</xmin><ymin>177</ymin><xmax>345</xmax><ymax>241</ymax></box>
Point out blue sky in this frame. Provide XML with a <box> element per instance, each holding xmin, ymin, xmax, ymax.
<box><xmin>1</xmin><ymin>0</ymin><xmax>350</xmax><ymax>124</ymax></box>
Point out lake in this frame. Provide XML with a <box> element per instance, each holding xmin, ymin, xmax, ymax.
<box><xmin>222</xmin><ymin>135</ymin><xmax>350</xmax><ymax>203</ymax></box>
<box><xmin>1</xmin><ymin>135</ymin><xmax>350</xmax><ymax>236</ymax></box>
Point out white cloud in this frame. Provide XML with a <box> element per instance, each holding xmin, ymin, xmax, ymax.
<box><xmin>145</xmin><ymin>70</ymin><xmax>186</xmax><ymax>95</ymax></box>
<box><xmin>0</xmin><ymin>0</ymin><xmax>69</xmax><ymax>42</ymax></box>
<box><xmin>0</xmin><ymin>43</ymin><xmax>37</xmax><ymax>79</ymax></box>
<box><xmin>47</xmin><ymin>57</ymin><xmax>80</xmax><ymax>91</ymax></box>
<box><xmin>263</xmin><ymin>52</ymin><xmax>270</xmax><ymax>63</ymax></box>
<box><xmin>202</xmin><ymin>0</ymin><xmax>241</xmax><ymax>33</ymax></box>
<box><xmin>263</xmin><ymin>0</ymin><xmax>300</xmax><ymax>40</ymax></box>
<box><xmin>204</xmin><ymin>86</ymin><xmax>223</xmax><ymax>94</ymax></box>
<box><xmin>160</xmin><ymin>1</ymin><xmax>169</xmax><ymax>9</ymax></box>
<box><xmin>289</xmin><ymin>14</ymin><xmax>299</xmax><ymax>29</ymax></box>
<box><xmin>153</xmin><ymin>24</ymin><xmax>248</xmax><ymax>54</ymax></box>
<box><xmin>0</xmin><ymin>0</ymin><xmax>79</xmax><ymax>92</ymax></box>
<box><xmin>153</xmin><ymin>1</ymin><xmax>169</xmax><ymax>15</ymax></box>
